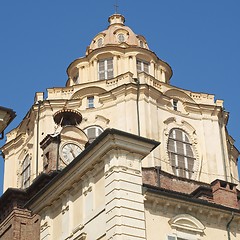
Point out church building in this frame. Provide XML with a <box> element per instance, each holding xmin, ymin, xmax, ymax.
<box><xmin>0</xmin><ymin>13</ymin><xmax>239</xmax><ymax>240</ymax></box>
<box><xmin>0</xmin><ymin>106</ymin><xmax>15</xmax><ymax>140</ymax></box>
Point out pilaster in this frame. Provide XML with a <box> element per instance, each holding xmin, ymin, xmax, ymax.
<box><xmin>113</xmin><ymin>56</ymin><xmax>118</xmax><ymax>77</ymax></box>
<box><xmin>105</xmin><ymin>149</ymin><xmax>147</xmax><ymax>240</ymax></box>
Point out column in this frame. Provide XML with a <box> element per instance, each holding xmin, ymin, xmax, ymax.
<box><xmin>161</xmin><ymin>68</ymin><xmax>166</xmax><ymax>82</ymax></box>
<box><xmin>93</xmin><ymin>59</ymin><xmax>98</xmax><ymax>80</ymax></box>
<box><xmin>132</xmin><ymin>55</ymin><xmax>137</xmax><ymax>78</ymax></box>
<box><xmin>150</xmin><ymin>61</ymin><xmax>155</xmax><ymax>77</ymax></box>
<box><xmin>129</xmin><ymin>56</ymin><xmax>133</xmax><ymax>75</ymax></box>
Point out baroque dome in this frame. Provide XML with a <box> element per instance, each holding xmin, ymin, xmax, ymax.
<box><xmin>86</xmin><ymin>13</ymin><xmax>149</xmax><ymax>55</ymax></box>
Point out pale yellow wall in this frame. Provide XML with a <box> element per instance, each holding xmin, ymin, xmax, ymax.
<box><xmin>2</xmin><ymin>13</ymin><xmax>238</xmax><ymax>192</ymax></box>
<box><xmin>3</xmin><ymin>69</ymin><xmax>237</xmax><ymax>190</ymax></box>
<box><xmin>145</xmin><ymin>202</ymin><xmax>240</xmax><ymax>240</ymax></box>
<box><xmin>51</xmin><ymin>204</ymin><xmax>62</xmax><ymax>240</ymax></box>
<box><xmin>71</xmin><ymin>186</ymin><xmax>83</xmax><ymax>229</ymax></box>
<box><xmin>39</xmin><ymin>167</ymin><xmax>106</xmax><ymax>240</ymax></box>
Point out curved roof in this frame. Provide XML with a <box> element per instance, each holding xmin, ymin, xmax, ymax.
<box><xmin>86</xmin><ymin>13</ymin><xmax>149</xmax><ymax>55</ymax></box>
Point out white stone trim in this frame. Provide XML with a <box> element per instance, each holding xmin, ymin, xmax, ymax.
<box><xmin>163</xmin><ymin>117</ymin><xmax>201</xmax><ymax>180</ymax></box>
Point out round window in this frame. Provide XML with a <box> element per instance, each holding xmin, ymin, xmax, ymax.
<box><xmin>117</xmin><ymin>33</ymin><xmax>125</xmax><ymax>43</ymax></box>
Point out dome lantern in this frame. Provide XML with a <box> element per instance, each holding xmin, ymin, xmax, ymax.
<box><xmin>108</xmin><ymin>14</ymin><xmax>125</xmax><ymax>25</ymax></box>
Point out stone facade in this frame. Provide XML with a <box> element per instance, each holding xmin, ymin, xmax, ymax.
<box><xmin>0</xmin><ymin>12</ymin><xmax>239</xmax><ymax>240</ymax></box>
<box><xmin>0</xmin><ymin>106</ymin><xmax>15</xmax><ymax>139</ymax></box>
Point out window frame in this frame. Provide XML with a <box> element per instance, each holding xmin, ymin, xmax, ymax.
<box><xmin>117</xmin><ymin>33</ymin><xmax>125</xmax><ymax>43</ymax></box>
<box><xmin>167</xmin><ymin>236</ymin><xmax>190</xmax><ymax>240</ymax></box>
<box><xmin>73</xmin><ymin>71</ymin><xmax>79</xmax><ymax>83</ymax></box>
<box><xmin>173</xmin><ymin>99</ymin><xmax>178</xmax><ymax>111</ymax></box>
<box><xmin>168</xmin><ymin>128</ymin><xmax>196</xmax><ymax>179</ymax></box>
<box><xmin>87</xmin><ymin>96</ymin><xmax>94</xmax><ymax>109</ymax></box>
<box><xmin>84</xmin><ymin>126</ymin><xmax>103</xmax><ymax>143</ymax></box>
<box><xmin>21</xmin><ymin>154</ymin><xmax>31</xmax><ymax>189</ymax></box>
<box><xmin>137</xmin><ymin>59</ymin><xmax>149</xmax><ymax>73</ymax></box>
<box><xmin>98</xmin><ymin>58</ymin><xmax>114</xmax><ymax>80</ymax></box>
<box><xmin>139</xmin><ymin>40</ymin><xmax>144</xmax><ymax>48</ymax></box>
<box><xmin>97</xmin><ymin>38</ymin><xmax>103</xmax><ymax>47</ymax></box>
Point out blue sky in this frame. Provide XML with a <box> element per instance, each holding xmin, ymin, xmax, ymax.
<box><xmin>0</xmin><ymin>1</ymin><xmax>239</xmax><ymax>194</ymax></box>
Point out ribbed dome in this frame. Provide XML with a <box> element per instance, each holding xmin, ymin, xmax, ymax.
<box><xmin>86</xmin><ymin>14</ymin><xmax>149</xmax><ymax>55</ymax></box>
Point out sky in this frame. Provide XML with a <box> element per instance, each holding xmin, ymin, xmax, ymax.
<box><xmin>0</xmin><ymin>1</ymin><xmax>239</xmax><ymax>194</ymax></box>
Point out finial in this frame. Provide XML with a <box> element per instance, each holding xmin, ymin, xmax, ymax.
<box><xmin>114</xmin><ymin>0</ymin><xmax>119</xmax><ymax>14</ymax></box>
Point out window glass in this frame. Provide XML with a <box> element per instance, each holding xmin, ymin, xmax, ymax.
<box><xmin>21</xmin><ymin>155</ymin><xmax>30</xmax><ymax>189</ymax></box>
<box><xmin>173</xmin><ymin>100</ymin><xmax>178</xmax><ymax>111</ymax></box>
<box><xmin>97</xmin><ymin>38</ymin><xmax>103</xmax><ymax>47</ymax></box>
<box><xmin>98</xmin><ymin>58</ymin><xmax>113</xmax><ymax>80</ymax></box>
<box><xmin>167</xmin><ymin>236</ymin><xmax>176</xmax><ymax>240</ymax></box>
<box><xmin>73</xmin><ymin>72</ymin><xmax>79</xmax><ymax>83</ymax></box>
<box><xmin>137</xmin><ymin>59</ymin><xmax>149</xmax><ymax>73</ymax></box>
<box><xmin>87</xmin><ymin>96</ymin><xmax>94</xmax><ymax>108</ymax></box>
<box><xmin>118</xmin><ymin>33</ymin><xmax>125</xmax><ymax>42</ymax></box>
<box><xmin>167</xmin><ymin>235</ymin><xmax>189</xmax><ymax>240</ymax></box>
<box><xmin>84</xmin><ymin>126</ymin><xmax>103</xmax><ymax>143</ymax></box>
<box><xmin>168</xmin><ymin>129</ymin><xmax>195</xmax><ymax>179</ymax></box>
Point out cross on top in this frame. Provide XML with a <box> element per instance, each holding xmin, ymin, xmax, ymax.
<box><xmin>114</xmin><ymin>0</ymin><xmax>119</xmax><ymax>13</ymax></box>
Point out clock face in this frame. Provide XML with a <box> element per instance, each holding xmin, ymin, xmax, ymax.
<box><xmin>61</xmin><ymin>143</ymin><xmax>82</xmax><ymax>164</ymax></box>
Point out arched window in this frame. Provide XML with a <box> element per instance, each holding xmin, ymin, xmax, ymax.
<box><xmin>73</xmin><ymin>71</ymin><xmax>79</xmax><ymax>83</ymax></box>
<box><xmin>84</xmin><ymin>126</ymin><xmax>103</xmax><ymax>143</ymax></box>
<box><xmin>168</xmin><ymin>128</ymin><xmax>195</xmax><ymax>179</ymax></box>
<box><xmin>21</xmin><ymin>155</ymin><xmax>31</xmax><ymax>189</ymax></box>
<box><xmin>139</xmin><ymin>40</ymin><xmax>144</xmax><ymax>48</ymax></box>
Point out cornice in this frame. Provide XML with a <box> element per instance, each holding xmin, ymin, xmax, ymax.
<box><xmin>0</xmin><ymin>106</ymin><xmax>16</xmax><ymax>134</ymax></box>
<box><xmin>25</xmin><ymin>129</ymin><xmax>159</xmax><ymax>213</ymax></box>
<box><xmin>144</xmin><ymin>184</ymin><xmax>240</xmax><ymax>217</ymax></box>
<box><xmin>1</xmin><ymin>132</ymin><xmax>26</xmax><ymax>155</ymax></box>
<box><xmin>66</xmin><ymin>45</ymin><xmax>172</xmax><ymax>79</ymax></box>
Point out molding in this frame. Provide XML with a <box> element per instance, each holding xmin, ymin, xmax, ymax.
<box><xmin>144</xmin><ymin>186</ymin><xmax>240</xmax><ymax>224</ymax></box>
<box><xmin>169</xmin><ymin>214</ymin><xmax>205</xmax><ymax>233</ymax></box>
<box><xmin>162</xmin><ymin>117</ymin><xmax>200</xmax><ymax>180</ymax></box>
<box><xmin>26</xmin><ymin>129</ymin><xmax>159</xmax><ymax>213</ymax></box>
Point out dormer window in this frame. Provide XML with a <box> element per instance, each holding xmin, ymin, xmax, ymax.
<box><xmin>137</xmin><ymin>59</ymin><xmax>149</xmax><ymax>73</ymax></box>
<box><xmin>117</xmin><ymin>33</ymin><xmax>125</xmax><ymax>43</ymax></box>
<box><xmin>98</xmin><ymin>58</ymin><xmax>113</xmax><ymax>80</ymax></box>
<box><xmin>97</xmin><ymin>38</ymin><xmax>103</xmax><ymax>47</ymax></box>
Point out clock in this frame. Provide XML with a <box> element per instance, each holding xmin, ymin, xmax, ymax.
<box><xmin>60</xmin><ymin>142</ymin><xmax>82</xmax><ymax>164</ymax></box>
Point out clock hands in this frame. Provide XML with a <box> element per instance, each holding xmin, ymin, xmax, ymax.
<box><xmin>69</xmin><ymin>147</ymin><xmax>76</xmax><ymax>159</ymax></box>
<box><xmin>61</xmin><ymin>143</ymin><xmax>82</xmax><ymax>164</ymax></box>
